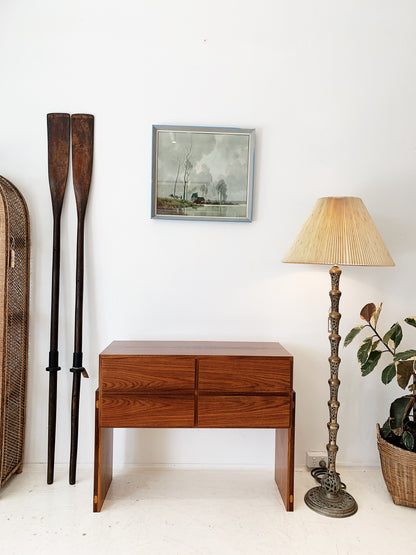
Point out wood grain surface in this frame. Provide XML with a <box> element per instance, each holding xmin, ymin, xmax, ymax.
<box><xmin>100</xmin><ymin>340</ymin><xmax>292</xmax><ymax>358</ymax></box>
<box><xmin>198</xmin><ymin>357</ymin><xmax>292</xmax><ymax>392</ymax></box>
<box><xmin>100</xmin><ymin>356</ymin><xmax>195</xmax><ymax>392</ymax></box>
<box><xmin>275</xmin><ymin>392</ymin><xmax>296</xmax><ymax>511</ymax></box>
<box><xmin>100</xmin><ymin>395</ymin><xmax>194</xmax><ymax>427</ymax></box>
<box><xmin>93</xmin><ymin>390</ymin><xmax>113</xmax><ymax>512</ymax></box>
<box><xmin>198</xmin><ymin>395</ymin><xmax>290</xmax><ymax>428</ymax></box>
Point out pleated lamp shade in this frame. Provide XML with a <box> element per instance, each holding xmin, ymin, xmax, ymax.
<box><xmin>283</xmin><ymin>197</ymin><xmax>394</xmax><ymax>267</ymax></box>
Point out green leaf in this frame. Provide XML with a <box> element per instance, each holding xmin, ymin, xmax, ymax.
<box><xmin>404</xmin><ymin>317</ymin><xmax>416</xmax><ymax>328</ymax></box>
<box><xmin>402</xmin><ymin>430</ymin><xmax>415</xmax><ymax>451</ymax></box>
<box><xmin>382</xmin><ymin>324</ymin><xmax>397</xmax><ymax>345</ymax></box>
<box><xmin>396</xmin><ymin>360</ymin><xmax>414</xmax><ymax>390</ymax></box>
<box><xmin>344</xmin><ymin>325</ymin><xmax>365</xmax><ymax>347</ymax></box>
<box><xmin>360</xmin><ymin>303</ymin><xmax>376</xmax><ymax>323</ymax></box>
<box><xmin>389</xmin><ymin>396</ymin><xmax>414</xmax><ymax>435</ymax></box>
<box><xmin>393</xmin><ymin>349</ymin><xmax>416</xmax><ymax>361</ymax></box>
<box><xmin>371</xmin><ymin>303</ymin><xmax>383</xmax><ymax>328</ymax></box>
<box><xmin>361</xmin><ymin>350</ymin><xmax>382</xmax><ymax>376</ymax></box>
<box><xmin>392</xmin><ymin>324</ymin><xmax>403</xmax><ymax>349</ymax></box>
<box><xmin>382</xmin><ymin>323</ymin><xmax>402</xmax><ymax>350</ymax></box>
<box><xmin>381</xmin><ymin>363</ymin><xmax>396</xmax><ymax>384</ymax></box>
<box><xmin>357</xmin><ymin>337</ymin><xmax>373</xmax><ymax>365</ymax></box>
<box><xmin>381</xmin><ymin>419</ymin><xmax>391</xmax><ymax>438</ymax></box>
<box><xmin>371</xmin><ymin>340</ymin><xmax>380</xmax><ymax>351</ymax></box>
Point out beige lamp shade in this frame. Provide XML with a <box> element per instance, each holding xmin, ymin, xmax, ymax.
<box><xmin>283</xmin><ymin>197</ymin><xmax>394</xmax><ymax>266</ymax></box>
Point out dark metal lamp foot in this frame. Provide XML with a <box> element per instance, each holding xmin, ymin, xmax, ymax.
<box><xmin>304</xmin><ymin>470</ymin><xmax>358</xmax><ymax>518</ymax></box>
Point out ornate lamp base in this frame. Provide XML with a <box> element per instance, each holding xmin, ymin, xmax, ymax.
<box><xmin>304</xmin><ymin>484</ymin><xmax>358</xmax><ymax>518</ymax></box>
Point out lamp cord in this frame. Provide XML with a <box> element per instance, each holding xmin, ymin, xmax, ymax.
<box><xmin>310</xmin><ymin>461</ymin><xmax>347</xmax><ymax>490</ymax></box>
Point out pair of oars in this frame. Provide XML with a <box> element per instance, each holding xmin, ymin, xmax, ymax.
<box><xmin>46</xmin><ymin>113</ymin><xmax>94</xmax><ymax>485</ymax></box>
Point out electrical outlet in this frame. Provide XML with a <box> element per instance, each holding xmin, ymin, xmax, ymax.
<box><xmin>306</xmin><ymin>451</ymin><xmax>328</xmax><ymax>469</ymax></box>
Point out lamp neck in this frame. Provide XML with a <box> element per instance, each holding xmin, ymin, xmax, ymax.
<box><xmin>327</xmin><ymin>265</ymin><xmax>342</xmax><ymax>473</ymax></box>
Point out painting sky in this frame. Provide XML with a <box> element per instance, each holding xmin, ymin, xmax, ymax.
<box><xmin>156</xmin><ymin>130</ymin><xmax>250</xmax><ymax>202</ymax></box>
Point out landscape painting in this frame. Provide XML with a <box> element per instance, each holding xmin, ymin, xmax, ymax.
<box><xmin>152</xmin><ymin>126</ymin><xmax>255</xmax><ymax>221</ymax></box>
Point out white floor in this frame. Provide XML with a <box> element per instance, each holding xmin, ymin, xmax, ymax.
<box><xmin>0</xmin><ymin>464</ymin><xmax>414</xmax><ymax>554</ymax></box>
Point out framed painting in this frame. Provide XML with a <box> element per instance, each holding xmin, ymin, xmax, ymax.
<box><xmin>151</xmin><ymin>125</ymin><xmax>255</xmax><ymax>221</ymax></box>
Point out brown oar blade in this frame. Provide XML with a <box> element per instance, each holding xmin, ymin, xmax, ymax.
<box><xmin>69</xmin><ymin>113</ymin><xmax>94</xmax><ymax>485</ymax></box>
<box><xmin>71</xmin><ymin>114</ymin><xmax>94</xmax><ymax>215</ymax></box>
<box><xmin>46</xmin><ymin>113</ymin><xmax>70</xmax><ymax>485</ymax></box>
<box><xmin>47</xmin><ymin>113</ymin><xmax>70</xmax><ymax>214</ymax></box>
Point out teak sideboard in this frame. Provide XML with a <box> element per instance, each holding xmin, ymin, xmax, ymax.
<box><xmin>93</xmin><ymin>340</ymin><xmax>295</xmax><ymax>512</ymax></box>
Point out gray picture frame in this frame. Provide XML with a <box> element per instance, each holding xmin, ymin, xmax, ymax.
<box><xmin>151</xmin><ymin>125</ymin><xmax>255</xmax><ymax>221</ymax></box>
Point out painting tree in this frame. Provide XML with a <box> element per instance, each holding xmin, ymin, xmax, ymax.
<box><xmin>172</xmin><ymin>159</ymin><xmax>181</xmax><ymax>198</ymax></box>
<box><xmin>182</xmin><ymin>144</ymin><xmax>193</xmax><ymax>200</ymax></box>
<box><xmin>216</xmin><ymin>179</ymin><xmax>227</xmax><ymax>204</ymax></box>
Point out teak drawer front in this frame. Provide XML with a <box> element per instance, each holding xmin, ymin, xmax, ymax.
<box><xmin>100</xmin><ymin>356</ymin><xmax>195</xmax><ymax>392</ymax></box>
<box><xmin>198</xmin><ymin>357</ymin><xmax>292</xmax><ymax>393</ymax></box>
<box><xmin>100</xmin><ymin>395</ymin><xmax>194</xmax><ymax>427</ymax></box>
<box><xmin>198</xmin><ymin>395</ymin><xmax>291</xmax><ymax>428</ymax></box>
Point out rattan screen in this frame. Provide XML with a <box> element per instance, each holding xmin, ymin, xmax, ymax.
<box><xmin>0</xmin><ymin>176</ymin><xmax>30</xmax><ymax>487</ymax></box>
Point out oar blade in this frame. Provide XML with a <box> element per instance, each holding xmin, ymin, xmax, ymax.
<box><xmin>71</xmin><ymin>114</ymin><xmax>94</xmax><ymax>213</ymax></box>
<box><xmin>47</xmin><ymin>113</ymin><xmax>70</xmax><ymax>213</ymax></box>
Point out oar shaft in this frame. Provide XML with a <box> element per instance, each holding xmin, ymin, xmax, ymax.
<box><xmin>47</xmin><ymin>370</ymin><xmax>58</xmax><ymax>484</ymax></box>
<box><xmin>49</xmin><ymin>215</ymin><xmax>62</xmax><ymax>352</ymax></box>
<box><xmin>69</xmin><ymin>370</ymin><xmax>81</xmax><ymax>485</ymax></box>
<box><xmin>69</xmin><ymin>217</ymin><xmax>85</xmax><ymax>485</ymax></box>
<box><xmin>74</xmin><ymin>217</ymin><xmax>85</xmax><ymax>354</ymax></box>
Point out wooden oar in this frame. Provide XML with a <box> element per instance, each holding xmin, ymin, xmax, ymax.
<box><xmin>69</xmin><ymin>114</ymin><xmax>94</xmax><ymax>485</ymax></box>
<box><xmin>46</xmin><ymin>113</ymin><xmax>70</xmax><ymax>485</ymax></box>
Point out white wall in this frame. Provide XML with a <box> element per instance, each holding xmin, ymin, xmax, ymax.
<box><xmin>1</xmin><ymin>0</ymin><xmax>415</xmax><ymax>468</ymax></box>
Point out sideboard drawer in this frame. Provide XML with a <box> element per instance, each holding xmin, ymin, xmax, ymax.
<box><xmin>100</xmin><ymin>356</ymin><xmax>195</xmax><ymax>392</ymax></box>
<box><xmin>100</xmin><ymin>395</ymin><xmax>194</xmax><ymax>427</ymax></box>
<box><xmin>198</xmin><ymin>395</ymin><xmax>291</xmax><ymax>428</ymax></box>
<box><xmin>198</xmin><ymin>357</ymin><xmax>292</xmax><ymax>393</ymax></box>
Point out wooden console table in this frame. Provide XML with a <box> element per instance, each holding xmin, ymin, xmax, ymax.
<box><xmin>93</xmin><ymin>341</ymin><xmax>295</xmax><ymax>512</ymax></box>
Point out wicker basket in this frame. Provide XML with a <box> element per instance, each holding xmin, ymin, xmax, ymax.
<box><xmin>0</xmin><ymin>176</ymin><xmax>30</xmax><ymax>488</ymax></box>
<box><xmin>377</xmin><ymin>423</ymin><xmax>416</xmax><ymax>508</ymax></box>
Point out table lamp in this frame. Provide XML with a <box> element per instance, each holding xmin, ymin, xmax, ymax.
<box><xmin>283</xmin><ymin>196</ymin><xmax>394</xmax><ymax>518</ymax></box>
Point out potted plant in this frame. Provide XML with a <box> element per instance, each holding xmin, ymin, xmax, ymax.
<box><xmin>344</xmin><ymin>302</ymin><xmax>416</xmax><ymax>507</ymax></box>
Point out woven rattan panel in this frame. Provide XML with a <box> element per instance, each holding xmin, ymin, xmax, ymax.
<box><xmin>0</xmin><ymin>176</ymin><xmax>30</xmax><ymax>487</ymax></box>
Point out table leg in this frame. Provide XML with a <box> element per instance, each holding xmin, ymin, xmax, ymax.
<box><xmin>274</xmin><ymin>391</ymin><xmax>295</xmax><ymax>511</ymax></box>
<box><xmin>93</xmin><ymin>389</ymin><xmax>113</xmax><ymax>512</ymax></box>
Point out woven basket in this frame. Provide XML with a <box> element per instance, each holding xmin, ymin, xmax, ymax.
<box><xmin>0</xmin><ymin>176</ymin><xmax>30</xmax><ymax>488</ymax></box>
<box><xmin>377</xmin><ymin>424</ymin><xmax>416</xmax><ymax>508</ymax></box>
